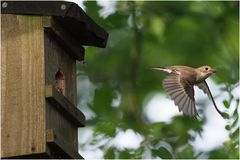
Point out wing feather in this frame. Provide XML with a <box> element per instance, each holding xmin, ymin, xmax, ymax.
<box><xmin>184</xmin><ymin>97</ymin><xmax>191</xmax><ymax>113</ymax></box>
<box><xmin>163</xmin><ymin>73</ymin><xmax>197</xmax><ymax>118</ymax></box>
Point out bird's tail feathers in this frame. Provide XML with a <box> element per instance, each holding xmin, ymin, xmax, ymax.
<box><xmin>151</xmin><ymin>66</ymin><xmax>172</xmax><ymax>73</ymax></box>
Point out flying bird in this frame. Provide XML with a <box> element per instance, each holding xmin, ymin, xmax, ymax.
<box><xmin>151</xmin><ymin>65</ymin><xmax>224</xmax><ymax>119</ymax></box>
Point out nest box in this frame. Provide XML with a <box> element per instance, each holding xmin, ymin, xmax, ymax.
<box><xmin>1</xmin><ymin>1</ymin><xmax>108</xmax><ymax>159</ymax></box>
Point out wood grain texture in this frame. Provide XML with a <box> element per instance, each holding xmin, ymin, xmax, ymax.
<box><xmin>44</xmin><ymin>20</ymin><xmax>79</xmax><ymax>151</ymax></box>
<box><xmin>46</xmin><ymin>129</ymin><xmax>83</xmax><ymax>159</ymax></box>
<box><xmin>45</xmin><ymin>85</ymin><xmax>85</xmax><ymax>127</ymax></box>
<box><xmin>1</xmin><ymin>15</ymin><xmax>45</xmax><ymax>157</ymax></box>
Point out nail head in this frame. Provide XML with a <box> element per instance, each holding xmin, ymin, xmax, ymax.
<box><xmin>2</xmin><ymin>2</ymin><xmax>8</xmax><ymax>8</ymax></box>
<box><xmin>60</xmin><ymin>4</ymin><xmax>66</xmax><ymax>10</ymax></box>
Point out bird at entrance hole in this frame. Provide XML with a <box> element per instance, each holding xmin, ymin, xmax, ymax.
<box><xmin>151</xmin><ymin>65</ymin><xmax>225</xmax><ymax>119</ymax></box>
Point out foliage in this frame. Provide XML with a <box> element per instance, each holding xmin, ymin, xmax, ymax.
<box><xmin>77</xmin><ymin>1</ymin><xmax>239</xmax><ymax>159</ymax></box>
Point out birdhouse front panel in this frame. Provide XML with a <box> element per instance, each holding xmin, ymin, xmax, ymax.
<box><xmin>1</xmin><ymin>14</ymin><xmax>46</xmax><ymax>157</ymax></box>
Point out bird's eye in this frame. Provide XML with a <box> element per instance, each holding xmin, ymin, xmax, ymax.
<box><xmin>205</xmin><ymin>67</ymin><xmax>208</xmax><ymax>71</ymax></box>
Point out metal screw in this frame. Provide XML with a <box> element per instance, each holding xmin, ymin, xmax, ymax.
<box><xmin>60</xmin><ymin>4</ymin><xmax>66</xmax><ymax>10</ymax></box>
<box><xmin>2</xmin><ymin>2</ymin><xmax>8</xmax><ymax>8</ymax></box>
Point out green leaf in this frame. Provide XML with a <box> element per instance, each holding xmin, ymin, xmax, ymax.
<box><xmin>231</xmin><ymin>116</ymin><xmax>239</xmax><ymax>129</ymax></box>
<box><xmin>133</xmin><ymin>147</ymin><xmax>145</xmax><ymax>159</ymax></box>
<box><xmin>152</xmin><ymin>147</ymin><xmax>172</xmax><ymax>159</ymax></box>
<box><xmin>223</xmin><ymin>100</ymin><xmax>230</xmax><ymax>108</ymax></box>
<box><xmin>233</xmin><ymin>101</ymin><xmax>239</xmax><ymax>117</ymax></box>
<box><xmin>89</xmin><ymin>85</ymin><xmax>115</xmax><ymax>116</ymax></box>
<box><xmin>83</xmin><ymin>1</ymin><xmax>102</xmax><ymax>21</ymax></box>
<box><xmin>176</xmin><ymin>145</ymin><xmax>195</xmax><ymax>159</ymax></box>
<box><xmin>104</xmin><ymin>148</ymin><xmax>115</xmax><ymax>159</ymax></box>
<box><xmin>209</xmin><ymin>148</ymin><xmax>229</xmax><ymax>159</ymax></box>
<box><xmin>222</xmin><ymin>112</ymin><xmax>230</xmax><ymax>119</ymax></box>
<box><xmin>104</xmin><ymin>12</ymin><xmax>129</xmax><ymax>29</ymax></box>
<box><xmin>225</xmin><ymin>125</ymin><xmax>231</xmax><ymax>130</ymax></box>
<box><xmin>230</xmin><ymin>127</ymin><xmax>239</xmax><ymax>140</ymax></box>
<box><xmin>94</xmin><ymin>116</ymin><xmax>118</xmax><ymax>136</ymax></box>
<box><xmin>119</xmin><ymin>150</ymin><xmax>132</xmax><ymax>159</ymax></box>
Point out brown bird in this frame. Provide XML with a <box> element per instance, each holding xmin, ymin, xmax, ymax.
<box><xmin>151</xmin><ymin>65</ymin><xmax>224</xmax><ymax>119</ymax></box>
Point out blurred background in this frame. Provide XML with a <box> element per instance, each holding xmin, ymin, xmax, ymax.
<box><xmin>71</xmin><ymin>1</ymin><xmax>239</xmax><ymax>159</ymax></box>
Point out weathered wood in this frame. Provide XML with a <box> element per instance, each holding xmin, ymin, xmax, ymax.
<box><xmin>45</xmin><ymin>85</ymin><xmax>85</xmax><ymax>127</ymax></box>
<box><xmin>1</xmin><ymin>14</ymin><xmax>45</xmax><ymax>157</ymax></box>
<box><xmin>46</xmin><ymin>129</ymin><xmax>83</xmax><ymax>159</ymax></box>
<box><xmin>1</xmin><ymin>14</ymin><xmax>86</xmax><ymax>159</ymax></box>
<box><xmin>44</xmin><ymin>18</ymin><xmax>85</xmax><ymax>61</ymax></box>
<box><xmin>1</xmin><ymin>1</ymin><xmax>109</xmax><ymax>48</ymax></box>
<box><xmin>44</xmin><ymin>25</ymin><xmax>80</xmax><ymax>152</ymax></box>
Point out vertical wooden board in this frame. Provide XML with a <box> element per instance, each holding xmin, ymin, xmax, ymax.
<box><xmin>1</xmin><ymin>15</ymin><xmax>45</xmax><ymax>157</ymax></box>
<box><xmin>44</xmin><ymin>25</ymin><xmax>78</xmax><ymax>151</ymax></box>
<box><xmin>44</xmin><ymin>28</ymin><xmax>77</xmax><ymax>105</ymax></box>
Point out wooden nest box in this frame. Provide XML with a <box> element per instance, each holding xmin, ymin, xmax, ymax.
<box><xmin>1</xmin><ymin>1</ymin><xmax>108</xmax><ymax>159</ymax></box>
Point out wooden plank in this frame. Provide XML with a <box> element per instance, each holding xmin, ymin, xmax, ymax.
<box><xmin>44</xmin><ymin>24</ymin><xmax>77</xmax><ymax>107</ymax></box>
<box><xmin>46</xmin><ymin>129</ymin><xmax>83</xmax><ymax>159</ymax></box>
<box><xmin>1</xmin><ymin>15</ymin><xmax>45</xmax><ymax>157</ymax></box>
<box><xmin>44</xmin><ymin>18</ymin><xmax>85</xmax><ymax>61</ymax></box>
<box><xmin>45</xmin><ymin>85</ymin><xmax>85</xmax><ymax>127</ymax></box>
<box><xmin>44</xmin><ymin>27</ymin><xmax>79</xmax><ymax>150</ymax></box>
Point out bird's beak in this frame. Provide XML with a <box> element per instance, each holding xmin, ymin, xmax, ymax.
<box><xmin>212</xmin><ymin>68</ymin><xmax>217</xmax><ymax>73</ymax></box>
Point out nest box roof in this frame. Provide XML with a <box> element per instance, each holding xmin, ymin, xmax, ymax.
<box><xmin>1</xmin><ymin>1</ymin><xmax>108</xmax><ymax>48</ymax></box>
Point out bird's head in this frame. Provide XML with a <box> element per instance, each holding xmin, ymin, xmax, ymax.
<box><xmin>197</xmin><ymin>66</ymin><xmax>216</xmax><ymax>80</ymax></box>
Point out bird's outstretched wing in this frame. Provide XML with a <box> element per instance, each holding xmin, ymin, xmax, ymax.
<box><xmin>196</xmin><ymin>80</ymin><xmax>225</xmax><ymax>118</ymax></box>
<box><xmin>163</xmin><ymin>73</ymin><xmax>198</xmax><ymax>118</ymax></box>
